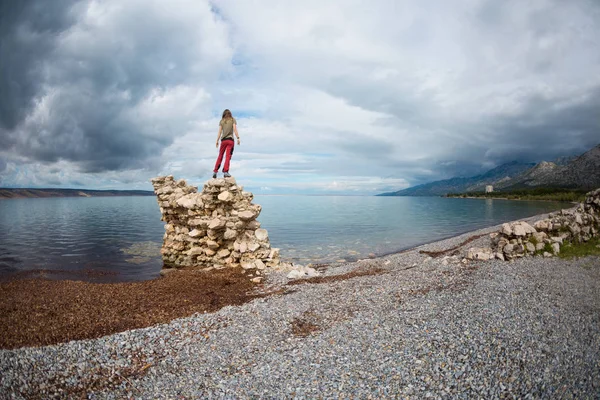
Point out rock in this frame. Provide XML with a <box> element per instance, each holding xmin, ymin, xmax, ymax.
<box><xmin>521</xmin><ymin>222</ymin><xmax>536</xmax><ymax>234</ymax></box>
<box><xmin>208</xmin><ymin>218</ymin><xmax>226</xmax><ymax>230</ymax></box>
<box><xmin>217</xmin><ymin>191</ymin><xmax>233</xmax><ymax>202</ymax></box>
<box><xmin>269</xmin><ymin>248</ymin><xmax>280</xmax><ymax>259</ymax></box>
<box><xmin>287</xmin><ymin>270</ymin><xmax>303</xmax><ymax>280</ymax></box>
<box><xmin>254</xmin><ymin>259</ymin><xmax>266</xmax><ymax>270</ymax></box>
<box><xmin>188</xmin><ymin>247</ymin><xmax>205</xmax><ymax>256</ymax></box>
<box><xmin>189</xmin><ymin>218</ymin><xmax>209</xmax><ymax>228</ymax></box>
<box><xmin>248</xmin><ymin>242</ymin><xmax>260</xmax><ymax>252</ymax></box>
<box><xmin>534</xmin><ymin>220</ymin><xmax>551</xmax><ymax>231</ymax></box>
<box><xmin>551</xmin><ymin>243</ymin><xmax>560</xmax><ymax>254</ymax></box>
<box><xmin>501</xmin><ymin>223</ymin><xmax>513</xmax><ymax>236</ymax></box>
<box><xmin>205</xmin><ymin>248</ymin><xmax>216</xmax><ymax>257</ymax></box>
<box><xmin>569</xmin><ymin>224</ymin><xmax>581</xmax><ymax>235</ymax></box>
<box><xmin>255</xmin><ymin>228</ymin><xmax>269</xmax><ymax>241</ymax></box>
<box><xmin>176</xmin><ymin>194</ymin><xmax>203</xmax><ymax>209</ymax></box>
<box><xmin>525</xmin><ymin>242</ymin><xmax>536</xmax><ymax>253</ymax></box>
<box><xmin>535</xmin><ymin>243</ymin><xmax>545</xmax><ymax>251</ymax></box>
<box><xmin>266</xmin><ymin>259</ymin><xmax>280</xmax><ymax>267</ymax></box>
<box><xmin>513</xmin><ymin>224</ymin><xmax>527</xmax><ymax>237</ymax></box>
<box><xmin>246</xmin><ymin>220</ymin><xmax>261</xmax><ymax>230</ymax></box>
<box><xmin>217</xmin><ymin>249</ymin><xmax>230</xmax><ymax>258</ymax></box>
<box><xmin>466</xmin><ymin>247</ymin><xmax>493</xmax><ymax>261</ymax></box>
<box><xmin>207</xmin><ymin>178</ymin><xmax>225</xmax><ymax>187</ymax></box>
<box><xmin>206</xmin><ymin>240</ymin><xmax>219</xmax><ymax>250</ymax></box>
<box><xmin>532</xmin><ymin>232</ymin><xmax>547</xmax><ymax>243</ymax></box>
<box><xmin>241</xmin><ymin>262</ymin><xmax>254</xmax><ymax>270</ymax></box>
<box><xmin>543</xmin><ymin>252</ymin><xmax>553</xmax><ymax>257</ymax></box>
<box><xmin>189</xmin><ymin>229</ymin><xmax>203</xmax><ymax>238</ymax></box>
<box><xmin>497</xmin><ymin>238</ymin><xmax>509</xmax><ymax>252</ymax></box>
<box><xmin>251</xmin><ymin>277</ymin><xmax>262</xmax><ymax>283</ymax></box>
<box><xmin>224</xmin><ymin>229</ymin><xmax>237</xmax><ymax>240</ymax></box>
<box><xmin>238</xmin><ymin>210</ymin><xmax>257</xmax><ymax>221</ymax></box>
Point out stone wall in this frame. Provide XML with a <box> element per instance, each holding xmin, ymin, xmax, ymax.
<box><xmin>467</xmin><ymin>188</ymin><xmax>600</xmax><ymax>261</ymax></box>
<box><xmin>151</xmin><ymin>175</ymin><xmax>282</xmax><ymax>273</ymax></box>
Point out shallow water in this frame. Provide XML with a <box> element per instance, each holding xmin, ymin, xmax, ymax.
<box><xmin>0</xmin><ymin>195</ymin><xmax>569</xmax><ymax>282</ymax></box>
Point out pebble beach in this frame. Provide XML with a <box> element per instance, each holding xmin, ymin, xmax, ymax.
<box><xmin>1</xmin><ymin>213</ymin><xmax>599</xmax><ymax>399</ymax></box>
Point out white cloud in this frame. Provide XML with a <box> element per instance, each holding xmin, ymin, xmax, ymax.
<box><xmin>1</xmin><ymin>0</ymin><xmax>599</xmax><ymax>193</ymax></box>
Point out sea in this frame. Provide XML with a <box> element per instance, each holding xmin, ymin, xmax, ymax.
<box><xmin>0</xmin><ymin>195</ymin><xmax>570</xmax><ymax>282</ymax></box>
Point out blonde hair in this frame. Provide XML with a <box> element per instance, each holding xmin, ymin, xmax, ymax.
<box><xmin>221</xmin><ymin>109</ymin><xmax>233</xmax><ymax>122</ymax></box>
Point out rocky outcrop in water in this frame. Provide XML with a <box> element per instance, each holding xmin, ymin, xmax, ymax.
<box><xmin>151</xmin><ymin>176</ymin><xmax>281</xmax><ymax>272</ymax></box>
<box><xmin>467</xmin><ymin>188</ymin><xmax>600</xmax><ymax>260</ymax></box>
<box><xmin>151</xmin><ymin>175</ymin><xmax>318</xmax><ymax>280</ymax></box>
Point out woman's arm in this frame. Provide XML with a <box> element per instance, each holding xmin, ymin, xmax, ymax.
<box><xmin>234</xmin><ymin>124</ymin><xmax>240</xmax><ymax>145</ymax></box>
<box><xmin>215</xmin><ymin>125</ymin><xmax>222</xmax><ymax>148</ymax></box>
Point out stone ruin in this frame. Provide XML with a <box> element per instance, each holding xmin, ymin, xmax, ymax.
<box><xmin>151</xmin><ymin>175</ymin><xmax>318</xmax><ymax>280</ymax></box>
<box><xmin>467</xmin><ymin>188</ymin><xmax>600</xmax><ymax>261</ymax></box>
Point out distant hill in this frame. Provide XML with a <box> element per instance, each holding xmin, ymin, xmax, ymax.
<box><xmin>499</xmin><ymin>144</ymin><xmax>600</xmax><ymax>190</ymax></box>
<box><xmin>378</xmin><ymin>161</ymin><xmax>535</xmax><ymax>196</ymax></box>
<box><xmin>0</xmin><ymin>188</ymin><xmax>155</xmax><ymax>199</ymax></box>
<box><xmin>379</xmin><ymin>143</ymin><xmax>600</xmax><ymax>196</ymax></box>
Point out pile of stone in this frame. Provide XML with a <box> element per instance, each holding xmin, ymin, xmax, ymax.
<box><xmin>467</xmin><ymin>188</ymin><xmax>600</xmax><ymax>261</ymax></box>
<box><xmin>151</xmin><ymin>176</ymin><xmax>274</xmax><ymax>274</ymax></box>
<box><xmin>151</xmin><ymin>175</ymin><xmax>318</xmax><ymax>280</ymax></box>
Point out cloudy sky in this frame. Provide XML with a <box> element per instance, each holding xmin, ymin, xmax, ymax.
<box><xmin>1</xmin><ymin>0</ymin><xmax>599</xmax><ymax>194</ymax></box>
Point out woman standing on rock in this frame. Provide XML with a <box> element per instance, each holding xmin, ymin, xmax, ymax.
<box><xmin>213</xmin><ymin>109</ymin><xmax>241</xmax><ymax>178</ymax></box>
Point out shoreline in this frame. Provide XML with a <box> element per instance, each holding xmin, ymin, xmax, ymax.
<box><xmin>2</xmin><ymin>206</ymin><xmax>599</xmax><ymax>397</ymax></box>
<box><xmin>0</xmin><ymin>207</ymin><xmax>577</xmax><ymax>350</ymax></box>
<box><xmin>445</xmin><ymin>195</ymin><xmax>579</xmax><ymax>204</ymax></box>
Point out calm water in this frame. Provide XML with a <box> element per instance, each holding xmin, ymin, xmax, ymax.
<box><xmin>0</xmin><ymin>195</ymin><xmax>569</xmax><ymax>282</ymax></box>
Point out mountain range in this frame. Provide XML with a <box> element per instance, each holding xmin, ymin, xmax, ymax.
<box><xmin>0</xmin><ymin>188</ymin><xmax>154</xmax><ymax>199</ymax></box>
<box><xmin>379</xmin><ymin>144</ymin><xmax>600</xmax><ymax>196</ymax></box>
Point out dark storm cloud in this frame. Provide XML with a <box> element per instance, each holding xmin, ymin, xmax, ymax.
<box><xmin>401</xmin><ymin>85</ymin><xmax>600</xmax><ymax>183</ymax></box>
<box><xmin>0</xmin><ymin>0</ymin><xmax>79</xmax><ymax>132</ymax></box>
<box><xmin>15</xmin><ymin>87</ymin><xmax>171</xmax><ymax>172</ymax></box>
<box><xmin>0</xmin><ymin>0</ymin><xmax>226</xmax><ymax>173</ymax></box>
<box><xmin>482</xmin><ymin>85</ymin><xmax>600</xmax><ymax>164</ymax></box>
<box><xmin>337</xmin><ymin>132</ymin><xmax>396</xmax><ymax>158</ymax></box>
<box><xmin>323</xmin><ymin>72</ymin><xmax>600</xmax><ymax>184</ymax></box>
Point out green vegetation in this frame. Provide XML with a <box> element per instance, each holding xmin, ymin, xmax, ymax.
<box><xmin>446</xmin><ymin>187</ymin><xmax>588</xmax><ymax>202</ymax></box>
<box><xmin>558</xmin><ymin>237</ymin><xmax>600</xmax><ymax>259</ymax></box>
<box><xmin>534</xmin><ymin>242</ymin><xmax>554</xmax><ymax>256</ymax></box>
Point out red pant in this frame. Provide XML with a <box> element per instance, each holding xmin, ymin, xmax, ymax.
<box><xmin>213</xmin><ymin>140</ymin><xmax>234</xmax><ymax>173</ymax></box>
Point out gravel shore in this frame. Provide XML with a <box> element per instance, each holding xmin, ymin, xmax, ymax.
<box><xmin>2</xmin><ymin>212</ymin><xmax>599</xmax><ymax>399</ymax></box>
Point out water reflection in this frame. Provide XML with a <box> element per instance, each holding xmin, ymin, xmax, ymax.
<box><xmin>0</xmin><ymin>195</ymin><xmax>570</xmax><ymax>282</ymax></box>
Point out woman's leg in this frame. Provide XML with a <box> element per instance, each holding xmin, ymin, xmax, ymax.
<box><xmin>223</xmin><ymin>141</ymin><xmax>235</xmax><ymax>173</ymax></box>
<box><xmin>213</xmin><ymin>141</ymin><xmax>228</xmax><ymax>172</ymax></box>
